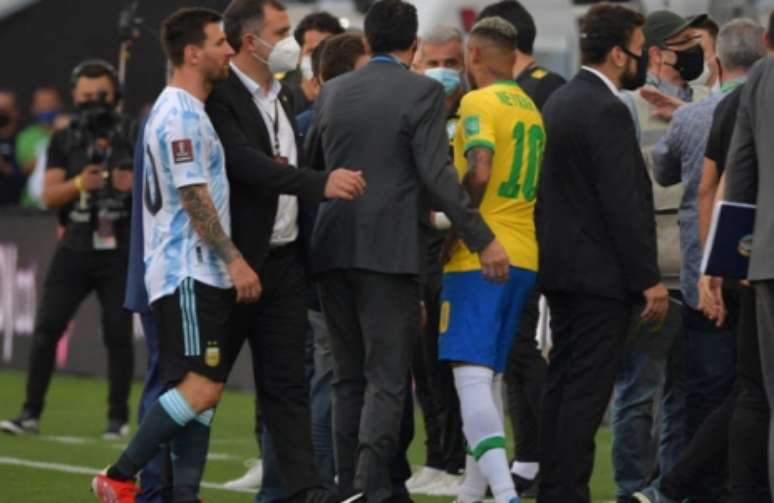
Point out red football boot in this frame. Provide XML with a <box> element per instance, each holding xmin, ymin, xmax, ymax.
<box><xmin>91</xmin><ymin>473</ymin><xmax>140</xmax><ymax>503</ymax></box>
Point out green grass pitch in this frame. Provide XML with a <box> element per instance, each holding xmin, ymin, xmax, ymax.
<box><xmin>0</xmin><ymin>370</ymin><xmax>618</xmax><ymax>502</ymax></box>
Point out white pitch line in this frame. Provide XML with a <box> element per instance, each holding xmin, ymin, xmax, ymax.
<box><xmin>0</xmin><ymin>456</ymin><xmax>254</xmax><ymax>494</ymax></box>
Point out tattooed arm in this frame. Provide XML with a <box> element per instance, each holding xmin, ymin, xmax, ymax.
<box><xmin>441</xmin><ymin>147</ymin><xmax>494</xmax><ymax>264</ymax></box>
<box><xmin>179</xmin><ymin>184</ymin><xmax>241</xmax><ymax>264</ymax></box>
<box><xmin>462</xmin><ymin>146</ymin><xmax>494</xmax><ymax>208</ymax></box>
<box><xmin>178</xmin><ymin>184</ymin><xmax>261</xmax><ymax>302</ymax></box>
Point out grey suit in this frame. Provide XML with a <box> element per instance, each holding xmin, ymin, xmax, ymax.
<box><xmin>724</xmin><ymin>55</ymin><xmax>774</xmax><ymax>495</ymax></box>
<box><xmin>305</xmin><ymin>57</ymin><xmax>493</xmax><ymax>501</ymax></box>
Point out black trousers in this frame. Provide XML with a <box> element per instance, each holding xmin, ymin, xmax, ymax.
<box><xmin>505</xmin><ymin>289</ymin><xmax>546</xmax><ymax>464</ymax></box>
<box><xmin>229</xmin><ymin>244</ymin><xmax>319</xmax><ymax>499</ymax></box>
<box><xmin>660</xmin><ymin>287</ymin><xmax>771</xmax><ymax>502</ymax></box>
<box><xmin>538</xmin><ymin>292</ymin><xmax>632</xmax><ymax>503</ymax></box>
<box><xmin>412</xmin><ymin>266</ymin><xmax>465</xmax><ymax>474</ymax></box>
<box><xmin>23</xmin><ymin>246</ymin><xmax>133</xmax><ymax>422</ymax></box>
<box><xmin>318</xmin><ymin>269</ymin><xmax>419</xmax><ymax>503</ymax></box>
<box><xmin>730</xmin><ymin>287</ymin><xmax>770</xmax><ymax>502</ymax></box>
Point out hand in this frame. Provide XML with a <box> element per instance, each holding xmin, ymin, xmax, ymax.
<box><xmin>698</xmin><ymin>275</ymin><xmax>725</xmax><ymax>327</ymax></box>
<box><xmin>640</xmin><ymin>86</ymin><xmax>685</xmax><ymax>121</ymax></box>
<box><xmin>431</xmin><ymin>211</ymin><xmax>452</xmax><ymax>230</ymax></box>
<box><xmin>479</xmin><ymin>239</ymin><xmax>509</xmax><ymax>283</ymax></box>
<box><xmin>227</xmin><ymin>257</ymin><xmax>262</xmax><ymax>303</ymax></box>
<box><xmin>112</xmin><ymin>169</ymin><xmax>133</xmax><ymax>193</ymax></box>
<box><xmin>324</xmin><ymin>168</ymin><xmax>366</xmax><ymax>200</ymax></box>
<box><xmin>80</xmin><ymin>164</ymin><xmax>105</xmax><ymax>191</ymax></box>
<box><xmin>641</xmin><ymin>282</ymin><xmax>669</xmax><ymax>325</ymax></box>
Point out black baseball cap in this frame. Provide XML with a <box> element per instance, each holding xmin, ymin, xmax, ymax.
<box><xmin>643</xmin><ymin>10</ymin><xmax>707</xmax><ymax>48</ymax></box>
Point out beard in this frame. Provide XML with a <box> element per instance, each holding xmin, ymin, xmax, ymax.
<box><xmin>203</xmin><ymin>58</ymin><xmax>230</xmax><ymax>85</ymax></box>
<box><xmin>620</xmin><ymin>59</ymin><xmax>642</xmax><ymax>91</ymax></box>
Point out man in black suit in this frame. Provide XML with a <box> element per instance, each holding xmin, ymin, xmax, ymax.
<box><xmin>305</xmin><ymin>1</ymin><xmax>509</xmax><ymax>501</ymax></box>
<box><xmin>536</xmin><ymin>4</ymin><xmax>669</xmax><ymax>502</ymax></box>
<box><xmin>205</xmin><ymin>0</ymin><xmax>366</xmax><ymax>501</ymax></box>
<box><xmin>724</xmin><ymin>54</ymin><xmax>774</xmax><ymax>498</ymax></box>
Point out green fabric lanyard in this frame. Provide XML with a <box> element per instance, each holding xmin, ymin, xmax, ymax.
<box><xmin>720</xmin><ymin>78</ymin><xmax>745</xmax><ymax>94</ymax></box>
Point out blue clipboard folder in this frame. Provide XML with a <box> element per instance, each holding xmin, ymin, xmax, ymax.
<box><xmin>701</xmin><ymin>201</ymin><xmax>756</xmax><ymax>278</ymax></box>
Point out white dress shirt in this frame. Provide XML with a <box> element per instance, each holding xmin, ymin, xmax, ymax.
<box><xmin>581</xmin><ymin>66</ymin><xmax>621</xmax><ymax>97</ymax></box>
<box><xmin>231</xmin><ymin>63</ymin><xmax>299</xmax><ymax>246</ymax></box>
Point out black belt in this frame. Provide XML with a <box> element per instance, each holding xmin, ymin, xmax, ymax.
<box><xmin>267</xmin><ymin>240</ymin><xmax>298</xmax><ymax>260</ymax></box>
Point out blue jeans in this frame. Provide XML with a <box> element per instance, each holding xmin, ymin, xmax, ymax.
<box><xmin>612</xmin><ymin>299</ymin><xmax>686</xmax><ymax>499</ymax></box>
<box><xmin>255</xmin><ymin>429</ymin><xmax>289</xmax><ymax>503</ymax></box>
<box><xmin>682</xmin><ymin>304</ymin><xmax>737</xmax><ymax>440</ymax></box>
<box><xmin>256</xmin><ymin>310</ymin><xmax>336</xmax><ymax>502</ymax></box>
<box><xmin>309</xmin><ymin>309</ymin><xmax>336</xmax><ymax>491</ymax></box>
<box><xmin>136</xmin><ymin>313</ymin><xmax>170</xmax><ymax>503</ymax></box>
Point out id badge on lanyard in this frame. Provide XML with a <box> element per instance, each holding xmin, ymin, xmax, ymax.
<box><xmin>267</xmin><ymin>99</ymin><xmax>288</xmax><ymax>165</ymax></box>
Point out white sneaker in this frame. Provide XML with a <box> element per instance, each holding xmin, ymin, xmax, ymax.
<box><xmin>223</xmin><ymin>458</ymin><xmax>263</xmax><ymax>489</ymax></box>
<box><xmin>424</xmin><ymin>472</ymin><xmax>463</xmax><ymax>496</ymax></box>
<box><xmin>406</xmin><ymin>466</ymin><xmax>446</xmax><ymax>493</ymax></box>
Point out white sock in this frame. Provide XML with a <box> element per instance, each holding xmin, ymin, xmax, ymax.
<box><xmin>459</xmin><ymin>454</ymin><xmax>487</xmax><ymax>503</ymax></box>
<box><xmin>493</xmin><ymin>374</ymin><xmax>505</xmax><ymax>425</ymax></box>
<box><xmin>511</xmin><ymin>461</ymin><xmax>539</xmax><ymax>480</ymax></box>
<box><xmin>481</xmin><ymin>448</ymin><xmax>518</xmax><ymax>503</ymax></box>
<box><xmin>454</xmin><ymin>366</ymin><xmax>518</xmax><ymax>503</ymax></box>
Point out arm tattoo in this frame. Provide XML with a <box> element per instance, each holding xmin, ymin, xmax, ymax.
<box><xmin>179</xmin><ymin>184</ymin><xmax>241</xmax><ymax>265</ymax></box>
<box><xmin>463</xmin><ymin>146</ymin><xmax>494</xmax><ymax>208</ymax></box>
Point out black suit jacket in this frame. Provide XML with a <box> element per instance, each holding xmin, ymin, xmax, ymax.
<box><xmin>206</xmin><ymin>71</ymin><xmax>328</xmax><ymax>272</ymax></box>
<box><xmin>725</xmin><ymin>57</ymin><xmax>774</xmax><ymax>281</ymax></box>
<box><xmin>305</xmin><ymin>59</ymin><xmax>494</xmax><ymax>276</ymax></box>
<box><xmin>537</xmin><ymin>69</ymin><xmax>660</xmax><ymax>300</ymax></box>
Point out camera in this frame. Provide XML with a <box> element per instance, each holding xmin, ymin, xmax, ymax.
<box><xmin>68</xmin><ymin>92</ymin><xmax>125</xmax><ymax>164</ymax></box>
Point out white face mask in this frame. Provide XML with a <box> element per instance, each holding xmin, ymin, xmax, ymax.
<box><xmin>253</xmin><ymin>35</ymin><xmax>301</xmax><ymax>74</ymax></box>
<box><xmin>300</xmin><ymin>55</ymin><xmax>314</xmax><ymax>81</ymax></box>
<box><xmin>691</xmin><ymin>62</ymin><xmax>713</xmax><ymax>86</ymax></box>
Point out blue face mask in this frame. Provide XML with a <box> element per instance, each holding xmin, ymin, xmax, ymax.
<box><xmin>36</xmin><ymin>110</ymin><xmax>59</xmax><ymax>126</ymax></box>
<box><xmin>425</xmin><ymin>67</ymin><xmax>462</xmax><ymax>97</ymax></box>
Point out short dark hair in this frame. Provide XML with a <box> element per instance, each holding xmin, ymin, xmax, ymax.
<box><xmin>320</xmin><ymin>33</ymin><xmax>366</xmax><ymax>81</ymax></box>
<box><xmin>71</xmin><ymin>60</ymin><xmax>118</xmax><ymax>89</ymax></box>
<box><xmin>364</xmin><ymin>0</ymin><xmax>418</xmax><ymax>54</ymax></box>
<box><xmin>580</xmin><ymin>4</ymin><xmax>645</xmax><ymax>65</ymax></box>
<box><xmin>293</xmin><ymin>11</ymin><xmax>344</xmax><ymax>46</ymax></box>
<box><xmin>693</xmin><ymin>16</ymin><xmax>720</xmax><ymax>40</ymax></box>
<box><xmin>161</xmin><ymin>8</ymin><xmax>223</xmax><ymax>67</ymax></box>
<box><xmin>223</xmin><ymin>0</ymin><xmax>286</xmax><ymax>53</ymax></box>
<box><xmin>477</xmin><ymin>0</ymin><xmax>537</xmax><ymax>54</ymax></box>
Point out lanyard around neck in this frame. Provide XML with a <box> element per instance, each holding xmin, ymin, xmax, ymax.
<box><xmin>370</xmin><ymin>54</ymin><xmax>408</xmax><ymax>69</ymax></box>
<box><xmin>258</xmin><ymin>97</ymin><xmax>281</xmax><ymax>156</ymax></box>
<box><xmin>720</xmin><ymin>78</ymin><xmax>745</xmax><ymax>94</ymax></box>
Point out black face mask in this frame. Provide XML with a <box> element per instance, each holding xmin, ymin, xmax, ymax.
<box><xmin>620</xmin><ymin>47</ymin><xmax>649</xmax><ymax>91</ymax></box>
<box><xmin>0</xmin><ymin>111</ymin><xmax>10</xmax><ymax>128</ymax></box>
<box><xmin>670</xmin><ymin>44</ymin><xmax>704</xmax><ymax>82</ymax></box>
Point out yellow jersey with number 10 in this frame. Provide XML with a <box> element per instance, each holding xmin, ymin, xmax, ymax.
<box><xmin>445</xmin><ymin>80</ymin><xmax>545</xmax><ymax>274</ymax></box>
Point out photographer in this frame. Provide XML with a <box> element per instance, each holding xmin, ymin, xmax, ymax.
<box><xmin>0</xmin><ymin>60</ymin><xmax>135</xmax><ymax>439</ymax></box>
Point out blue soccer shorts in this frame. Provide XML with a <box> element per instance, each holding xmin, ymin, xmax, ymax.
<box><xmin>438</xmin><ymin>266</ymin><xmax>536</xmax><ymax>373</ymax></box>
